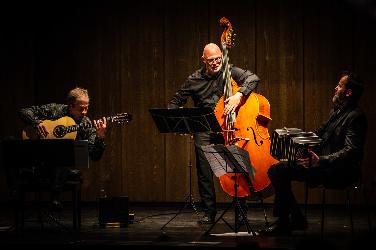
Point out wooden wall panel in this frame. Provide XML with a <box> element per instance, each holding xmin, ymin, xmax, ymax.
<box><xmin>255</xmin><ymin>0</ymin><xmax>304</xmax><ymax>203</ymax></box>
<box><xmin>164</xmin><ymin>1</ymin><xmax>209</xmax><ymax>202</ymax></box>
<box><xmin>303</xmin><ymin>0</ymin><xmax>354</xmax><ymax>203</ymax></box>
<box><xmin>119</xmin><ymin>3</ymin><xmax>166</xmax><ymax>202</ymax></box>
<box><xmin>1</xmin><ymin>0</ymin><xmax>375</xmax><ymax>204</ymax></box>
<box><xmin>352</xmin><ymin>8</ymin><xmax>376</xmax><ymax>198</ymax></box>
<box><xmin>256</xmin><ymin>0</ymin><xmax>304</xmax><ymax>131</ymax></box>
<box><xmin>74</xmin><ymin>7</ymin><xmax>124</xmax><ymax>200</ymax></box>
<box><xmin>0</xmin><ymin>9</ymin><xmax>36</xmax><ymax>199</ymax></box>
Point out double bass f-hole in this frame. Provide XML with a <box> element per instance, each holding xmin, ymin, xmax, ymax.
<box><xmin>248</xmin><ymin>127</ymin><xmax>263</xmax><ymax>146</ymax></box>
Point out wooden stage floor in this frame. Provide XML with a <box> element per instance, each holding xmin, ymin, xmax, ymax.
<box><xmin>0</xmin><ymin>202</ymin><xmax>374</xmax><ymax>249</ymax></box>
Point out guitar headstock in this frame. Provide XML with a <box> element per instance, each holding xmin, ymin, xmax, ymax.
<box><xmin>107</xmin><ymin>113</ymin><xmax>132</xmax><ymax>125</ymax></box>
<box><xmin>219</xmin><ymin>17</ymin><xmax>235</xmax><ymax>49</ymax></box>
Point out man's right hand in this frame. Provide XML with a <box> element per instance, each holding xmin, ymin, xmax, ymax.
<box><xmin>35</xmin><ymin>122</ymin><xmax>49</xmax><ymax>138</ymax></box>
<box><xmin>296</xmin><ymin>150</ymin><xmax>320</xmax><ymax>168</ymax></box>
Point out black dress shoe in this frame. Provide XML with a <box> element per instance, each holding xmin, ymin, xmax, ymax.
<box><xmin>258</xmin><ymin>222</ymin><xmax>291</xmax><ymax>236</ymax></box>
<box><xmin>198</xmin><ymin>215</ymin><xmax>215</xmax><ymax>224</ymax></box>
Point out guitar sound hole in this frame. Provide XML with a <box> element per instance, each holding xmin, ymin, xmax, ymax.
<box><xmin>53</xmin><ymin>125</ymin><xmax>67</xmax><ymax>138</ymax></box>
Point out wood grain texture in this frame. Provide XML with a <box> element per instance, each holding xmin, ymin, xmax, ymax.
<box><xmin>164</xmin><ymin>1</ymin><xmax>210</xmax><ymax>202</ymax></box>
<box><xmin>303</xmin><ymin>0</ymin><xmax>354</xmax><ymax>203</ymax></box>
<box><xmin>1</xmin><ymin>1</ymin><xmax>375</xmax><ymax>204</ymax></box>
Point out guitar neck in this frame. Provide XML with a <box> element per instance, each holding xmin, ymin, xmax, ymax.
<box><xmin>68</xmin><ymin>117</ymin><xmax>112</xmax><ymax>132</ymax></box>
<box><xmin>104</xmin><ymin>116</ymin><xmax>119</xmax><ymax>123</ymax></box>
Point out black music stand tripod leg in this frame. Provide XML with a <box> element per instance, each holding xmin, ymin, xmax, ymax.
<box><xmin>149</xmin><ymin>108</ymin><xmax>222</xmax><ymax>232</ymax></box>
<box><xmin>204</xmin><ymin>201</ymin><xmax>233</xmax><ymax>235</ymax></box>
<box><xmin>160</xmin><ymin>136</ymin><xmax>201</xmax><ymax>232</ymax></box>
<box><xmin>234</xmin><ymin>199</ymin><xmax>255</xmax><ymax>235</ymax></box>
<box><xmin>201</xmin><ymin>145</ymin><xmax>257</xmax><ymax>236</ymax></box>
<box><xmin>203</xmin><ymin>196</ymin><xmax>256</xmax><ymax>236</ymax></box>
<box><xmin>160</xmin><ymin>201</ymin><xmax>190</xmax><ymax>231</ymax></box>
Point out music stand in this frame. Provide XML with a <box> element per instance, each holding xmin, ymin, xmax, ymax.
<box><xmin>149</xmin><ymin>107</ymin><xmax>222</xmax><ymax>231</ymax></box>
<box><xmin>201</xmin><ymin>144</ymin><xmax>256</xmax><ymax>235</ymax></box>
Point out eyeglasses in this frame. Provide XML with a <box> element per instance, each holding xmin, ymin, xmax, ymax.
<box><xmin>205</xmin><ymin>56</ymin><xmax>222</xmax><ymax>64</ymax></box>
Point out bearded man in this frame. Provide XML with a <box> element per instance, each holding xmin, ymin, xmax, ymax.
<box><xmin>259</xmin><ymin>71</ymin><xmax>367</xmax><ymax>236</ymax></box>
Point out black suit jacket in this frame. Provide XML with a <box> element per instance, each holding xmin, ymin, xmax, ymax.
<box><xmin>315</xmin><ymin>103</ymin><xmax>367</xmax><ymax>186</ymax></box>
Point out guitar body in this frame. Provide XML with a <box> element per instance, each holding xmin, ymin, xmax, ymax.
<box><xmin>22</xmin><ymin>116</ymin><xmax>77</xmax><ymax>140</ymax></box>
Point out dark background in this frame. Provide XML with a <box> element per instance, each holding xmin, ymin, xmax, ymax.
<box><xmin>0</xmin><ymin>0</ymin><xmax>375</xmax><ymax>205</ymax></box>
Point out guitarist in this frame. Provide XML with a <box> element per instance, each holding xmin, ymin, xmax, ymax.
<box><xmin>19</xmin><ymin>87</ymin><xmax>107</xmax><ymax>210</ymax></box>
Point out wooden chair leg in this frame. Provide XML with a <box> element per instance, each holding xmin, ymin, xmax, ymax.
<box><xmin>321</xmin><ymin>188</ymin><xmax>326</xmax><ymax>238</ymax></box>
<box><xmin>77</xmin><ymin>187</ymin><xmax>81</xmax><ymax>229</ymax></box>
<box><xmin>304</xmin><ymin>183</ymin><xmax>309</xmax><ymax>217</ymax></box>
<box><xmin>72</xmin><ymin>188</ymin><xmax>78</xmax><ymax>230</ymax></box>
<box><xmin>72</xmin><ymin>184</ymin><xmax>82</xmax><ymax>230</ymax></box>
<box><xmin>259</xmin><ymin>195</ymin><xmax>269</xmax><ymax>227</ymax></box>
<box><xmin>346</xmin><ymin>189</ymin><xmax>354</xmax><ymax>235</ymax></box>
<box><xmin>362</xmin><ymin>186</ymin><xmax>372</xmax><ymax>232</ymax></box>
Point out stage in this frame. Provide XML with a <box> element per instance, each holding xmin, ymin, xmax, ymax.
<box><xmin>0</xmin><ymin>202</ymin><xmax>374</xmax><ymax>249</ymax></box>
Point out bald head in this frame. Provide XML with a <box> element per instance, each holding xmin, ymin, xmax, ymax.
<box><xmin>202</xmin><ymin>43</ymin><xmax>222</xmax><ymax>58</ymax></box>
<box><xmin>202</xmin><ymin>43</ymin><xmax>223</xmax><ymax>76</ymax></box>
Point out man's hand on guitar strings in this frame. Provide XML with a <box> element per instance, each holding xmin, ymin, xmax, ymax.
<box><xmin>94</xmin><ymin>117</ymin><xmax>107</xmax><ymax>139</ymax></box>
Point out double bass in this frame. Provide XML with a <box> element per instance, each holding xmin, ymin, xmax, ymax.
<box><xmin>214</xmin><ymin>17</ymin><xmax>279</xmax><ymax>198</ymax></box>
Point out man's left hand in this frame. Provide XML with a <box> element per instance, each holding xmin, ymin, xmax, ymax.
<box><xmin>94</xmin><ymin>117</ymin><xmax>107</xmax><ymax>139</ymax></box>
<box><xmin>224</xmin><ymin>92</ymin><xmax>243</xmax><ymax>116</ymax></box>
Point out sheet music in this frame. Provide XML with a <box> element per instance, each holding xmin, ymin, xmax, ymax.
<box><xmin>227</xmin><ymin>145</ymin><xmax>255</xmax><ymax>180</ymax></box>
<box><xmin>201</xmin><ymin>145</ymin><xmax>228</xmax><ymax>177</ymax></box>
<box><xmin>201</xmin><ymin>144</ymin><xmax>253</xmax><ymax>178</ymax></box>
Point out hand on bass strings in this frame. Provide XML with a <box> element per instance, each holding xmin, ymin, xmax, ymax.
<box><xmin>224</xmin><ymin>92</ymin><xmax>243</xmax><ymax>116</ymax></box>
<box><xmin>93</xmin><ymin>117</ymin><xmax>107</xmax><ymax>139</ymax></box>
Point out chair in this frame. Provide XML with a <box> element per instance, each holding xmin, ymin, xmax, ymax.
<box><xmin>1</xmin><ymin>139</ymin><xmax>85</xmax><ymax>232</ymax></box>
<box><xmin>11</xmin><ymin>169</ymin><xmax>83</xmax><ymax>232</ymax></box>
<box><xmin>304</xmin><ymin>180</ymin><xmax>372</xmax><ymax>237</ymax></box>
<box><xmin>247</xmin><ymin>186</ymin><xmax>274</xmax><ymax>227</ymax></box>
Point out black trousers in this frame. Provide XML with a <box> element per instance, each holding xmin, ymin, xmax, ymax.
<box><xmin>268</xmin><ymin>161</ymin><xmax>356</xmax><ymax>221</ymax></box>
<box><xmin>267</xmin><ymin>162</ymin><xmax>309</xmax><ymax>220</ymax></box>
<box><xmin>194</xmin><ymin>132</ymin><xmax>248</xmax><ymax>218</ymax></box>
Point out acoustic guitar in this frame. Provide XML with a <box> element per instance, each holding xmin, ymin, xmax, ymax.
<box><xmin>22</xmin><ymin>113</ymin><xmax>132</xmax><ymax>140</ymax></box>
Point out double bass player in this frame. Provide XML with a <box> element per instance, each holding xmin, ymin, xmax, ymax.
<box><xmin>168</xmin><ymin>43</ymin><xmax>260</xmax><ymax>224</ymax></box>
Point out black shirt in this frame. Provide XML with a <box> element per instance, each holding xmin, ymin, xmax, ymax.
<box><xmin>168</xmin><ymin>65</ymin><xmax>260</xmax><ymax>109</ymax></box>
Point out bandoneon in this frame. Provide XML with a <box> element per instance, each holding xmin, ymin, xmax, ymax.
<box><xmin>271</xmin><ymin>128</ymin><xmax>322</xmax><ymax>166</ymax></box>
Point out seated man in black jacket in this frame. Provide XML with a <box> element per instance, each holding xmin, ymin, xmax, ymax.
<box><xmin>19</xmin><ymin>87</ymin><xmax>107</xmax><ymax>210</ymax></box>
<box><xmin>259</xmin><ymin>71</ymin><xmax>367</xmax><ymax>235</ymax></box>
